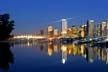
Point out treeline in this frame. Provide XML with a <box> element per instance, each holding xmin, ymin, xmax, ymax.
<box><xmin>0</xmin><ymin>14</ymin><xmax>14</xmax><ymax>41</ymax></box>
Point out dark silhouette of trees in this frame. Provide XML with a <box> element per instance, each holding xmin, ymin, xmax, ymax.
<box><xmin>0</xmin><ymin>14</ymin><xmax>14</xmax><ymax>41</ymax></box>
<box><xmin>0</xmin><ymin>42</ymin><xmax>14</xmax><ymax>70</ymax></box>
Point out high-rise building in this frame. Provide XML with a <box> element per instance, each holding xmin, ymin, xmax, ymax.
<box><xmin>87</xmin><ymin>20</ymin><xmax>95</xmax><ymax>37</ymax></box>
<box><xmin>97</xmin><ymin>24</ymin><xmax>102</xmax><ymax>37</ymax></box>
<box><xmin>81</xmin><ymin>24</ymin><xmax>87</xmax><ymax>37</ymax></box>
<box><xmin>106</xmin><ymin>20</ymin><xmax>108</xmax><ymax>37</ymax></box>
<box><xmin>47</xmin><ymin>25</ymin><xmax>53</xmax><ymax>38</ymax></box>
<box><xmin>101</xmin><ymin>21</ymin><xmax>107</xmax><ymax>37</ymax></box>
<box><xmin>61</xmin><ymin>19</ymin><xmax>67</xmax><ymax>36</ymax></box>
<box><xmin>106</xmin><ymin>19</ymin><xmax>108</xmax><ymax>29</ymax></box>
<box><xmin>54</xmin><ymin>28</ymin><xmax>59</xmax><ymax>37</ymax></box>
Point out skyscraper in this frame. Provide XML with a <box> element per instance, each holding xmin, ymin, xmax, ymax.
<box><xmin>61</xmin><ymin>19</ymin><xmax>67</xmax><ymax>35</ymax></box>
<box><xmin>87</xmin><ymin>20</ymin><xmax>95</xmax><ymax>37</ymax></box>
<box><xmin>97</xmin><ymin>24</ymin><xmax>102</xmax><ymax>37</ymax></box>
<box><xmin>106</xmin><ymin>20</ymin><xmax>108</xmax><ymax>37</ymax></box>
<box><xmin>101</xmin><ymin>21</ymin><xmax>107</xmax><ymax>37</ymax></box>
<box><xmin>54</xmin><ymin>28</ymin><xmax>59</xmax><ymax>37</ymax></box>
<box><xmin>47</xmin><ymin>25</ymin><xmax>53</xmax><ymax>38</ymax></box>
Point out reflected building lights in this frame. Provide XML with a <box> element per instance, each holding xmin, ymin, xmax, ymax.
<box><xmin>48</xmin><ymin>42</ymin><xmax>53</xmax><ymax>56</ymax></box>
<box><xmin>27</xmin><ymin>42</ymin><xmax>30</xmax><ymax>46</ymax></box>
<box><xmin>87</xmin><ymin>48</ymin><xmax>94</xmax><ymax>63</ymax></box>
<box><xmin>48</xmin><ymin>47</ymin><xmax>53</xmax><ymax>56</ymax></box>
<box><xmin>106</xmin><ymin>49</ymin><xmax>108</xmax><ymax>64</ymax></box>
<box><xmin>53</xmin><ymin>44</ymin><xmax>59</xmax><ymax>53</ymax></box>
<box><xmin>12</xmin><ymin>39</ymin><xmax>108</xmax><ymax>64</ymax></box>
<box><xmin>80</xmin><ymin>44</ymin><xmax>85</xmax><ymax>55</ymax></box>
<box><xmin>101</xmin><ymin>48</ymin><xmax>107</xmax><ymax>62</ymax></box>
<box><xmin>72</xmin><ymin>43</ymin><xmax>78</xmax><ymax>56</ymax></box>
<box><xmin>61</xmin><ymin>45</ymin><xmax>67</xmax><ymax>64</ymax></box>
<box><xmin>68</xmin><ymin>48</ymin><xmax>72</xmax><ymax>55</ymax></box>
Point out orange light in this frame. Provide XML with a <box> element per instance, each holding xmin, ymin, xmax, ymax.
<box><xmin>48</xmin><ymin>37</ymin><xmax>54</xmax><ymax>41</ymax></box>
<box><xmin>48</xmin><ymin>48</ymin><xmax>53</xmax><ymax>56</ymax></box>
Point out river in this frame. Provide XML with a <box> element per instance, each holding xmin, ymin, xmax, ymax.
<box><xmin>0</xmin><ymin>40</ymin><xmax>108</xmax><ymax>72</ymax></box>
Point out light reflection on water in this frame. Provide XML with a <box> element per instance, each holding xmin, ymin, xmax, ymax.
<box><xmin>12</xmin><ymin>40</ymin><xmax>108</xmax><ymax>64</ymax></box>
<box><xmin>0</xmin><ymin>40</ymin><xmax>108</xmax><ymax>72</ymax></box>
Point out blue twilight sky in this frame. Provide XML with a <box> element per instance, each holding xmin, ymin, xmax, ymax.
<box><xmin>0</xmin><ymin>0</ymin><xmax>108</xmax><ymax>34</ymax></box>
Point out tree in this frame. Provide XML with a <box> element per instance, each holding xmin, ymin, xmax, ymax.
<box><xmin>0</xmin><ymin>14</ymin><xmax>15</xmax><ymax>41</ymax></box>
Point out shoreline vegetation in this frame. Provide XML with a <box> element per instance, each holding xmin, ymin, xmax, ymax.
<box><xmin>0</xmin><ymin>14</ymin><xmax>14</xmax><ymax>70</ymax></box>
<box><xmin>0</xmin><ymin>14</ymin><xmax>14</xmax><ymax>41</ymax></box>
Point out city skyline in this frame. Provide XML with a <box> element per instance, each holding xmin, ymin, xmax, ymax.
<box><xmin>0</xmin><ymin>0</ymin><xmax>108</xmax><ymax>34</ymax></box>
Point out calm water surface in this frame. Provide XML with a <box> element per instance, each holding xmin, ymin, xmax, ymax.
<box><xmin>0</xmin><ymin>41</ymin><xmax>108</xmax><ymax>72</ymax></box>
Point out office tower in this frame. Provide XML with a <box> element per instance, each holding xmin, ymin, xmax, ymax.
<box><xmin>97</xmin><ymin>24</ymin><xmax>102</xmax><ymax>37</ymax></box>
<box><xmin>87</xmin><ymin>20</ymin><xmax>95</xmax><ymax>37</ymax></box>
<box><xmin>106</xmin><ymin>20</ymin><xmax>108</xmax><ymax>37</ymax></box>
<box><xmin>81</xmin><ymin>24</ymin><xmax>87</xmax><ymax>37</ymax></box>
<box><xmin>106</xmin><ymin>19</ymin><xmax>108</xmax><ymax>27</ymax></box>
<box><xmin>47</xmin><ymin>25</ymin><xmax>53</xmax><ymax>38</ymax></box>
<box><xmin>67</xmin><ymin>28</ymin><xmax>72</xmax><ymax>38</ymax></box>
<box><xmin>61</xmin><ymin>19</ymin><xmax>67</xmax><ymax>36</ymax></box>
<box><xmin>101</xmin><ymin>21</ymin><xmax>107</xmax><ymax>37</ymax></box>
<box><xmin>54</xmin><ymin>28</ymin><xmax>59</xmax><ymax>37</ymax></box>
<box><xmin>71</xmin><ymin>25</ymin><xmax>79</xmax><ymax>38</ymax></box>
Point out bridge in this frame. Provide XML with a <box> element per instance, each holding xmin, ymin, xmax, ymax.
<box><xmin>12</xmin><ymin>35</ymin><xmax>47</xmax><ymax>40</ymax></box>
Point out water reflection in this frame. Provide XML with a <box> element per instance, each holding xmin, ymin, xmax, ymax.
<box><xmin>0</xmin><ymin>42</ymin><xmax>14</xmax><ymax>71</ymax></box>
<box><xmin>12</xmin><ymin>40</ymin><xmax>108</xmax><ymax>64</ymax></box>
<box><xmin>61</xmin><ymin>44</ymin><xmax>67</xmax><ymax>64</ymax></box>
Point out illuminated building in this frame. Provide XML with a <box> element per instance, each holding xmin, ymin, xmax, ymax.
<box><xmin>106</xmin><ymin>19</ymin><xmax>108</xmax><ymax>27</ymax></box>
<box><xmin>71</xmin><ymin>26</ymin><xmax>77</xmax><ymax>37</ymax></box>
<box><xmin>87</xmin><ymin>20</ymin><xmax>96</xmax><ymax>37</ymax></box>
<box><xmin>97</xmin><ymin>24</ymin><xmax>102</xmax><ymax>37</ymax></box>
<box><xmin>47</xmin><ymin>25</ymin><xmax>54</xmax><ymax>41</ymax></box>
<box><xmin>67</xmin><ymin>26</ymin><xmax>79</xmax><ymax>38</ymax></box>
<box><xmin>80</xmin><ymin>25</ymin><xmax>87</xmax><ymax>38</ymax></box>
<box><xmin>80</xmin><ymin>27</ymin><xmax>85</xmax><ymax>38</ymax></box>
<box><xmin>67</xmin><ymin>28</ymin><xmax>72</xmax><ymax>38</ymax></box>
<box><xmin>61</xmin><ymin>19</ymin><xmax>67</xmax><ymax>37</ymax></box>
<box><xmin>61</xmin><ymin>45</ymin><xmax>67</xmax><ymax>64</ymax></box>
<box><xmin>106</xmin><ymin>20</ymin><xmax>108</xmax><ymax>36</ymax></box>
<box><xmin>101</xmin><ymin>21</ymin><xmax>107</xmax><ymax>37</ymax></box>
<box><xmin>101</xmin><ymin>21</ymin><xmax>106</xmax><ymax>31</ymax></box>
<box><xmin>54</xmin><ymin>28</ymin><xmax>59</xmax><ymax>37</ymax></box>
